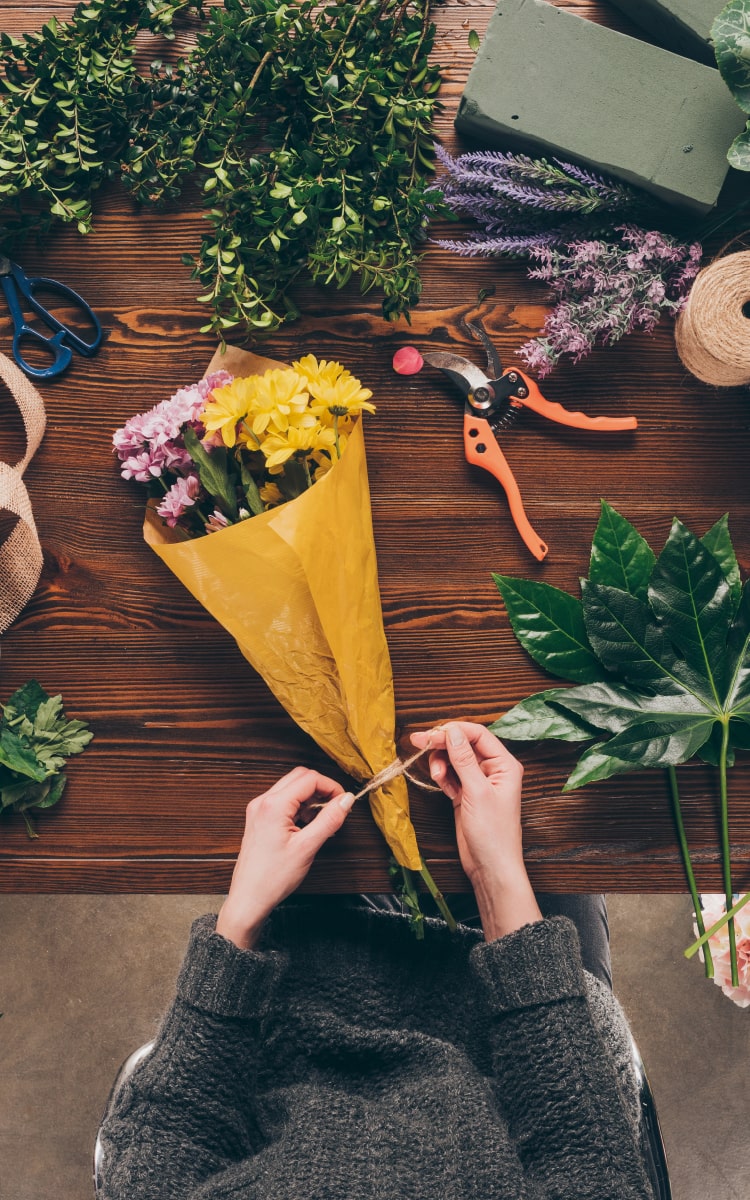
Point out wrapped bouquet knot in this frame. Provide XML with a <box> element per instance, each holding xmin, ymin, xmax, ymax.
<box><xmin>115</xmin><ymin>346</ymin><xmax>454</xmax><ymax>934</ymax></box>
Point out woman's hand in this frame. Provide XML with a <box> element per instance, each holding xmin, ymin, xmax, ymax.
<box><xmin>216</xmin><ymin>767</ymin><xmax>355</xmax><ymax>950</ymax></box>
<box><xmin>411</xmin><ymin>722</ymin><xmax>541</xmax><ymax>941</ymax></box>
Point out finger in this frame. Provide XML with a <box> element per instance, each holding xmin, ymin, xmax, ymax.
<box><xmin>264</xmin><ymin>769</ymin><xmax>344</xmax><ymax>814</ymax></box>
<box><xmin>462</xmin><ymin>723</ymin><xmax>520</xmax><ymax>767</ymax></box>
<box><xmin>296</xmin><ymin>791</ymin><xmax>355</xmax><ymax>857</ymax></box>
<box><xmin>264</xmin><ymin>766</ymin><xmax>310</xmax><ymax>795</ymax></box>
<box><xmin>443</xmin><ymin>723</ymin><xmax>491</xmax><ymax>792</ymax></box>
<box><xmin>428</xmin><ymin>752</ymin><xmax>460</xmax><ymax>802</ymax></box>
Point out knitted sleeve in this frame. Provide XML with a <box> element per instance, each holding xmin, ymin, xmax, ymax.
<box><xmin>471</xmin><ymin>916</ymin><xmax>654</xmax><ymax>1200</ymax></box>
<box><xmin>98</xmin><ymin>914</ymin><xmax>287</xmax><ymax>1200</ymax></box>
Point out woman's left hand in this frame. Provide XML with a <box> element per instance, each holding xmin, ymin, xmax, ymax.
<box><xmin>216</xmin><ymin>767</ymin><xmax>355</xmax><ymax>949</ymax></box>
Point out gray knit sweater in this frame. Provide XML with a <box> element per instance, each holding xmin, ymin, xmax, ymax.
<box><xmin>99</xmin><ymin>907</ymin><xmax>654</xmax><ymax>1199</ymax></box>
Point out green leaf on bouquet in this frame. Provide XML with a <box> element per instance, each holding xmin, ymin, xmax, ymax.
<box><xmin>589</xmin><ymin>499</ymin><xmax>655</xmax><ymax>601</ymax></box>
<box><xmin>183</xmin><ymin>426</ymin><xmax>239</xmax><ymax>520</ymax></box>
<box><xmin>490</xmin><ymin>690</ymin><xmax>595</xmax><ymax>742</ymax></box>
<box><xmin>492</xmin><ymin>575</ymin><xmax>606</xmax><ymax>683</ymax></box>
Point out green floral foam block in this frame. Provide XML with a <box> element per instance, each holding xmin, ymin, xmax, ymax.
<box><xmin>456</xmin><ymin>0</ymin><xmax>744</xmax><ymax>213</ymax></box>
<box><xmin>607</xmin><ymin>0</ymin><xmax>726</xmax><ymax>66</ymax></box>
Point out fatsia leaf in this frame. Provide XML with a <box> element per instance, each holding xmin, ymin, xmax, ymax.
<box><xmin>596</xmin><ymin>717</ymin><xmax>715</xmax><ymax>768</ymax></box>
<box><xmin>553</xmin><ymin>679</ymin><xmax>713</xmax><ymax>735</ymax></box>
<box><xmin>589</xmin><ymin>500</ymin><xmax>654</xmax><ymax>601</ymax></box>
<box><xmin>581</xmin><ymin>579</ymin><xmax>699</xmax><ymax>696</ymax></box>
<box><xmin>723</xmin><ymin>582</ymin><xmax>750</xmax><ymax>722</ymax></box>
<box><xmin>563</xmin><ymin>745</ymin><xmax>638</xmax><ymax>791</ymax></box>
<box><xmin>492</xmin><ymin>575</ymin><xmax>606</xmax><ymax>683</ymax></box>
<box><xmin>649</xmin><ymin>519</ymin><xmax>733</xmax><ymax>700</ymax></box>
<box><xmin>490</xmin><ymin>690</ymin><xmax>595</xmax><ymax>742</ymax></box>
<box><xmin>701</xmin><ymin>514</ymin><xmax>741</xmax><ymax>613</ymax></box>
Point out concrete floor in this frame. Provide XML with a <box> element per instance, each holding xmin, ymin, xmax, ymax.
<box><xmin>0</xmin><ymin>894</ymin><xmax>747</xmax><ymax>1200</ymax></box>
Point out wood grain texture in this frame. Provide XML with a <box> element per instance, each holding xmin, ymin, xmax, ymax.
<box><xmin>1</xmin><ymin>1</ymin><xmax>749</xmax><ymax>894</ymax></box>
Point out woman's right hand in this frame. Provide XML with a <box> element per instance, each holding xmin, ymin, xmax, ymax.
<box><xmin>410</xmin><ymin>721</ymin><xmax>542</xmax><ymax>941</ymax></box>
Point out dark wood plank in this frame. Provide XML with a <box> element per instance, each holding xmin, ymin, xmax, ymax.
<box><xmin>1</xmin><ymin>0</ymin><xmax>748</xmax><ymax>893</ymax></box>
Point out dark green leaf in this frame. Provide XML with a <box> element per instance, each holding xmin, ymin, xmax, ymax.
<box><xmin>596</xmin><ymin>717</ymin><xmax>715</xmax><ymax>768</ymax></box>
<box><xmin>183</xmin><ymin>426</ymin><xmax>239</xmax><ymax>520</ymax></box>
<box><xmin>554</xmin><ymin>679</ymin><xmax>712</xmax><ymax>735</ymax></box>
<box><xmin>589</xmin><ymin>500</ymin><xmax>655</xmax><ymax>601</ymax></box>
<box><xmin>581</xmin><ymin>579</ymin><xmax>694</xmax><ymax>695</ymax></box>
<box><xmin>490</xmin><ymin>689</ymin><xmax>595</xmax><ymax>742</ymax></box>
<box><xmin>727</xmin><ymin>125</ymin><xmax>750</xmax><ymax>171</ymax></box>
<box><xmin>563</xmin><ymin>745</ymin><xmax>638</xmax><ymax>791</ymax></box>
<box><xmin>3</xmin><ymin>679</ymin><xmax>47</xmax><ymax>723</ymax></box>
<box><xmin>0</xmin><ymin>728</ymin><xmax>45</xmax><ymax>781</ymax></box>
<box><xmin>724</xmin><ymin>582</ymin><xmax>750</xmax><ymax>721</ymax></box>
<box><xmin>702</xmin><ymin>513</ymin><xmax>741</xmax><ymax>613</ymax></box>
<box><xmin>492</xmin><ymin>575</ymin><xmax>606</xmax><ymax>683</ymax></box>
<box><xmin>649</xmin><ymin>519</ymin><xmax>733</xmax><ymax>699</ymax></box>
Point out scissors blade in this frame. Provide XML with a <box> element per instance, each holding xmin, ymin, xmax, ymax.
<box><xmin>422</xmin><ymin>351</ymin><xmax>491</xmax><ymax>400</ymax></box>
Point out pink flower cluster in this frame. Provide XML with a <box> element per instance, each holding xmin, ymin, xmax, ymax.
<box><xmin>113</xmin><ymin>371</ymin><xmax>233</xmax><ymax>483</ymax></box>
<box><xmin>696</xmin><ymin>895</ymin><xmax>750</xmax><ymax>1008</ymax></box>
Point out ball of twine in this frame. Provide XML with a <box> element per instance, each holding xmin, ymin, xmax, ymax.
<box><xmin>675</xmin><ymin>250</ymin><xmax>750</xmax><ymax>387</ymax></box>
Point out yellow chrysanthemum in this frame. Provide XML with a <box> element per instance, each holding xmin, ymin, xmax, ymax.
<box><xmin>200</xmin><ymin>378</ymin><xmax>258</xmax><ymax>448</ymax></box>
<box><xmin>292</xmin><ymin>355</ymin><xmax>351</xmax><ymax>390</ymax></box>
<box><xmin>308</xmin><ymin>374</ymin><xmax>375</xmax><ymax>418</ymax></box>
<box><xmin>262</xmin><ymin>420</ymin><xmax>337</xmax><ymax>471</ymax></box>
<box><xmin>245</xmin><ymin>369</ymin><xmax>310</xmax><ymax>439</ymax></box>
<box><xmin>259</xmin><ymin>481</ymin><xmax>284</xmax><ymax>508</ymax></box>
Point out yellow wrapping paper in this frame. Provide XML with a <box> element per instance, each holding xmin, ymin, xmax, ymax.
<box><xmin>143</xmin><ymin>346</ymin><xmax>421</xmax><ymax>871</ymax></box>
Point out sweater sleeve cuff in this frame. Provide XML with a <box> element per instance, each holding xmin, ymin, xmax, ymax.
<box><xmin>470</xmin><ymin>916</ymin><xmax>587</xmax><ymax>1014</ymax></box>
<box><xmin>176</xmin><ymin>913</ymin><xmax>287</xmax><ymax>1019</ymax></box>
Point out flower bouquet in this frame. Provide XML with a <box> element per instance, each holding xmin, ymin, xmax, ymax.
<box><xmin>114</xmin><ymin>346</ymin><xmax>449</xmax><ymax>931</ymax></box>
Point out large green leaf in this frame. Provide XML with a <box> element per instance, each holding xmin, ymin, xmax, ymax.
<box><xmin>0</xmin><ymin>728</ymin><xmax>45</xmax><ymax>782</ymax></box>
<box><xmin>649</xmin><ymin>519</ymin><xmax>733</xmax><ymax>700</ymax></box>
<box><xmin>183</xmin><ymin>426</ymin><xmax>239</xmax><ymax>520</ymax></box>
<box><xmin>713</xmin><ymin>1</ymin><xmax>750</xmax><ymax>114</ymax></box>
<box><xmin>553</xmin><ymin>679</ymin><xmax>712</xmax><ymax>734</ymax></box>
<box><xmin>563</xmin><ymin>745</ymin><xmax>639</xmax><ymax>791</ymax></box>
<box><xmin>702</xmin><ymin>514</ymin><xmax>741</xmax><ymax>613</ymax></box>
<box><xmin>490</xmin><ymin>690</ymin><xmax>595</xmax><ymax>742</ymax></box>
<box><xmin>581</xmin><ymin>579</ymin><xmax>693</xmax><ymax>694</ymax></box>
<box><xmin>724</xmin><ymin>581</ymin><xmax>750</xmax><ymax>720</ymax></box>
<box><xmin>589</xmin><ymin>500</ymin><xmax>654</xmax><ymax>601</ymax></box>
<box><xmin>595</xmin><ymin>717</ymin><xmax>715</xmax><ymax>768</ymax></box>
<box><xmin>492</xmin><ymin>575</ymin><xmax>606</xmax><ymax>683</ymax></box>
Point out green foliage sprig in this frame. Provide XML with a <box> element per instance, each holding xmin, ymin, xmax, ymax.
<box><xmin>491</xmin><ymin>501</ymin><xmax>750</xmax><ymax>987</ymax></box>
<box><xmin>713</xmin><ymin>0</ymin><xmax>750</xmax><ymax>170</ymax></box>
<box><xmin>0</xmin><ymin>680</ymin><xmax>93</xmax><ymax>837</ymax></box>
<box><xmin>0</xmin><ymin>0</ymin><xmax>195</xmax><ymax>240</ymax></box>
<box><xmin>0</xmin><ymin>0</ymin><xmax>443</xmax><ymax>333</ymax></box>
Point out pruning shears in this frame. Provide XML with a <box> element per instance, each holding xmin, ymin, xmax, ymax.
<box><xmin>423</xmin><ymin>321</ymin><xmax>637</xmax><ymax>561</ymax></box>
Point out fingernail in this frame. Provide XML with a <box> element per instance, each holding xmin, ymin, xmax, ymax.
<box><xmin>448</xmin><ymin>725</ymin><xmax>464</xmax><ymax>747</ymax></box>
<box><xmin>430</xmin><ymin>762</ymin><xmax>441</xmax><ymax>780</ymax></box>
<box><xmin>339</xmin><ymin>792</ymin><xmax>356</xmax><ymax>812</ymax></box>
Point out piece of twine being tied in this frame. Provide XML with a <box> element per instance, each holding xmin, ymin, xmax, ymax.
<box><xmin>311</xmin><ymin>742</ymin><xmax>443</xmax><ymax>810</ymax></box>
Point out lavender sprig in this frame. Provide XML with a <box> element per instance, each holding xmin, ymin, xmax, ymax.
<box><xmin>517</xmin><ymin>227</ymin><xmax>702</xmax><ymax>377</ymax></box>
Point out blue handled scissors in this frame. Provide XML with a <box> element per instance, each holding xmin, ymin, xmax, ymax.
<box><xmin>0</xmin><ymin>255</ymin><xmax>103</xmax><ymax>380</ymax></box>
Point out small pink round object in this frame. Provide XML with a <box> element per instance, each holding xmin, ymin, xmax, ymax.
<box><xmin>392</xmin><ymin>346</ymin><xmax>424</xmax><ymax>375</ymax></box>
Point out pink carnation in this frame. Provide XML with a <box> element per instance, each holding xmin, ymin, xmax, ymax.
<box><xmin>695</xmin><ymin>895</ymin><xmax>750</xmax><ymax>1008</ymax></box>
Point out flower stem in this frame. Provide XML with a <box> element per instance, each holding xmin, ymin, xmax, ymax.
<box><xmin>719</xmin><ymin>721</ymin><xmax>739</xmax><ymax>988</ymax></box>
<box><xmin>667</xmin><ymin>765</ymin><xmax>713</xmax><ymax>978</ymax></box>
<box><xmin>685</xmin><ymin>890</ymin><xmax>750</xmax><ymax>960</ymax></box>
<box><xmin>419</xmin><ymin>859</ymin><xmax>457</xmax><ymax>932</ymax></box>
<box><xmin>333</xmin><ymin>414</ymin><xmax>341</xmax><ymax>459</ymax></box>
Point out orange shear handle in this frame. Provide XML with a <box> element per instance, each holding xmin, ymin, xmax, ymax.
<box><xmin>513</xmin><ymin>372</ymin><xmax>638</xmax><ymax>431</ymax></box>
<box><xmin>463</xmin><ymin>412</ymin><xmax>548</xmax><ymax>561</ymax></box>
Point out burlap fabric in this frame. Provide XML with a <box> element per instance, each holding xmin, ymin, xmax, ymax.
<box><xmin>0</xmin><ymin>353</ymin><xmax>46</xmax><ymax>634</ymax></box>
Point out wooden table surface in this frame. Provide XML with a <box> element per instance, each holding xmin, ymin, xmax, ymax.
<box><xmin>1</xmin><ymin>0</ymin><xmax>749</xmax><ymax>894</ymax></box>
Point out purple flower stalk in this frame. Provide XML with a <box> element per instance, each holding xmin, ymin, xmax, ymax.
<box><xmin>517</xmin><ymin>227</ymin><xmax>702</xmax><ymax>377</ymax></box>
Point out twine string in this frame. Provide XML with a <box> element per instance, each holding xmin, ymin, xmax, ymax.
<box><xmin>351</xmin><ymin>745</ymin><xmax>441</xmax><ymax>802</ymax></box>
<box><xmin>675</xmin><ymin>249</ymin><xmax>750</xmax><ymax>387</ymax></box>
